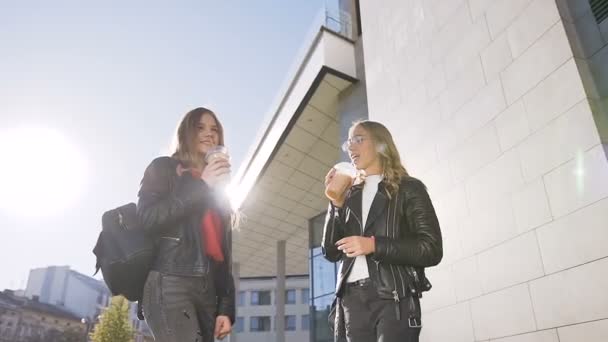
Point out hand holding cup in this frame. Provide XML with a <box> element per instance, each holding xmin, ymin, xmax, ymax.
<box><xmin>202</xmin><ymin>146</ymin><xmax>231</xmax><ymax>187</ymax></box>
<box><xmin>324</xmin><ymin>162</ymin><xmax>356</xmax><ymax>207</ymax></box>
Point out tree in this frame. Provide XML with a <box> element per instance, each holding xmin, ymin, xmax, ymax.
<box><xmin>90</xmin><ymin>296</ymin><xmax>134</xmax><ymax>342</ymax></box>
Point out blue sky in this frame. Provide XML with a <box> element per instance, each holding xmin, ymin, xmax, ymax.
<box><xmin>0</xmin><ymin>0</ymin><xmax>325</xmax><ymax>290</ymax></box>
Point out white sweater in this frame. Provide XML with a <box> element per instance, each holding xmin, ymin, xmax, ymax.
<box><xmin>346</xmin><ymin>174</ymin><xmax>383</xmax><ymax>283</ymax></box>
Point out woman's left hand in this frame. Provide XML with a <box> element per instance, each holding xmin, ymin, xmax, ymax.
<box><xmin>336</xmin><ymin>236</ymin><xmax>375</xmax><ymax>257</ymax></box>
<box><xmin>215</xmin><ymin>315</ymin><xmax>232</xmax><ymax>340</ymax></box>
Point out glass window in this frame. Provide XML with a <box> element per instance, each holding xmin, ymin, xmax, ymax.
<box><xmin>285</xmin><ymin>315</ymin><xmax>296</xmax><ymax>331</ymax></box>
<box><xmin>286</xmin><ymin>289</ymin><xmax>296</xmax><ymax>305</ymax></box>
<box><xmin>238</xmin><ymin>291</ymin><xmax>246</xmax><ymax>307</ymax></box>
<box><xmin>97</xmin><ymin>293</ymin><xmax>103</xmax><ymax>305</ymax></box>
<box><xmin>234</xmin><ymin>317</ymin><xmax>244</xmax><ymax>333</ymax></box>
<box><xmin>301</xmin><ymin>288</ymin><xmax>310</xmax><ymax>304</ymax></box>
<box><xmin>251</xmin><ymin>291</ymin><xmax>271</xmax><ymax>306</ymax></box>
<box><xmin>250</xmin><ymin>316</ymin><xmax>271</xmax><ymax>332</ymax></box>
<box><xmin>312</xmin><ymin>294</ymin><xmax>335</xmax><ymax>342</ymax></box>
<box><xmin>301</xmin><ymin>314</ymin><xmax>310</xmax><ymax>331</ymax></box>
<box><xmin>312</xmin><ymin>293</ymin><xmax>334</xmax><ymax>312</ymax></box>
<box><xmin>309</xmin><ymin>211</ymin><xmax>337</xmax><ymax>342</ymax></box>
<box><xmin>312</xmin><ymin>255</ymin><xmax>337</xmax><ymax>298</ymax></box>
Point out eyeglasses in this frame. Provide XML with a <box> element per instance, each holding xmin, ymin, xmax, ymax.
<box><xmin>341</xmin><ymin>135</ymin><xmax>367</xmax><ymax>152</ymax></box>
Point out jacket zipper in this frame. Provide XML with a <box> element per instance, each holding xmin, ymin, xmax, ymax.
<box><xmin>392</xmin><ymin>191</ymin><xmax>408</xmax><ymax>297</ymax></box>
<box><xmin>391</xmin><ymin>267</ymin><xmax>401</xmax><ymax>320</ymax></box>
<box><xmin>384</xmin><ymin>190</ymin><xmax>401</xmax><ymax>319</ymax></box>
<box><xmin>161</xmin><ymin>237</ymin><xmax>180</xmax><ymax>242</ymax></box>
<box><xmin>386</xmin><ymin>191</ymin><xmax>398</xmax><ymax>296</ymax></box>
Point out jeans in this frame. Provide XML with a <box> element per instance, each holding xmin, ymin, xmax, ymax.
<box><xmin>142</xmin><ymin>271</ymin><xmax>217</xmax><ymax>342</ymax></box>
<box><xmin>341</xmin><ymin>279</ymin><xmax>422</xmax><ymax>342</ymax></box>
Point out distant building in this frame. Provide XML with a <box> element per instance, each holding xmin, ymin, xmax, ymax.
<box><xmin>24</xmin><ymin>266</ymin><xmax>152</xmax><ymax>341</ymax></box>
<box><xmin>0</xmin><ymin>290</ymin><xmax>85</xmax><ymax>342</ymax></box>
<box><xmin>24</xmin><ymin>266</ymin><xmax>110</xmax><ymax>321</ymax></box>
<box><xmin>127</xmin><ymin>302</ymin><xmax>154</xmax><ymax>342</ymax></box>
<box><xmin>232</xmin><ymin>275</ymin><xmax>309</xmax><ymax>342</ymax></box>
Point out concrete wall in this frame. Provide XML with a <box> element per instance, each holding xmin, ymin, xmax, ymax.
<box><xmin>339</xmin><ymin>36</ymin><xmax>370</xmax><ymax>150</ymax></box>
<box><xmin>63</xmin><ymin>275</ymin><xmax>105</xmax><ymax>320</ymax></box>
<box><xmin>24</xmin><ymin>269</ymin><xmax>45</xmax><ymax>301</ymax></box>
<box><xmin>25</xmin><ymin>266</ymin><xmax>71</xmax><ymax>307</ymax></box>
<box><xmin>359</xmin><ymin>0</ymin><xmax>608</xmax><ymax>341</ymax></box>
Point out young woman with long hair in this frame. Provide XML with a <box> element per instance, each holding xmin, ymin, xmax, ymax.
<box><xmin>323</xmin><ymin>120</ymin><xmax>443</xmax><ymax>342</ymax></box>
<box><xmin>137</xmin><ymin>107</ymin><xmax>235</xmax><ymax>341</ymax></box>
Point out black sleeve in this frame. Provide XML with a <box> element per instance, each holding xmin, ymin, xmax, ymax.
<box><xmin>217</xmin><ymin>216</ymin><xmax>235</xmax><ymax>323</ymax></box>
<box><xmin>321</xmin><ymin>203</ymin><xmax>346</xmax><ymax>263</ymax></box>
<box><xmin>216</xmin><ymin>271</ymin><xmax>236</xmax><ymax>323</ymax></box>
<box><xmin>136</xmin><ymin>157</ymin><xmax>212</xmax><ymax>233</ymax></box>
<box><xmin>372</xmin><ymin>178</ymin><xmax>443</xmax><ymax>267</ymax></box>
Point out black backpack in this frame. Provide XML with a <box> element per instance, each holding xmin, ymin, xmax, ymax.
<box><xmin>93</xmin><ymin>203</ymin><xmax>155</xmax><ymax>305</ymax></box>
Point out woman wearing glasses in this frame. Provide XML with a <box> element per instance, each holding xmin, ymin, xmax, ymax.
<box><xmin>322</xmin><ymin>120</ymin><xmax>443</xmax><ymax>342</ymax></box>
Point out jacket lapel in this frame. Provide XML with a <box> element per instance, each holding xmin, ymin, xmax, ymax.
<box><xmin>346</xmin><ymin>185</ymin><xmax>363</xmax><ymax>229</ymax></box>
<box><xmin>364</xmin><ymin>182</ymin><xmax>389</xmax><ymax>233</ymax></box>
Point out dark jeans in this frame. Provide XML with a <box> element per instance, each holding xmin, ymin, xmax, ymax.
<box><xmin>341</xmin><ymin>279</ymin><xmax>422</xmax><ymax>342</ymax></box>
<box><xmin>142</xmin><ymin>271</ymin><xmax>217</xmax><ymax>342</ymax></box>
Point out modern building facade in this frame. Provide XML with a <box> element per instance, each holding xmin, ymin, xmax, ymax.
<box><xmin>25</xmin><ymin>266</ymin><xmax>110</xmax><ymax>322</ymax></box>
<box><xmin>231</xmin><ymin>275</ymin><xmax>309</xmax><ymax>342</ymax></box>
<box><xmin>232</xmin><ymin>0</ymin><xmax>608</xmax><ymax>341</ymax></box>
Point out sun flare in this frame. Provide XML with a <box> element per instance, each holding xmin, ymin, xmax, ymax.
<box><xmin>0</xmin><ymin>126</ymin><xmax>87</xmax><ymax>217</ymax></box>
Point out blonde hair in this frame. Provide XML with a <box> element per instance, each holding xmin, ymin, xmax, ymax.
<box><xmin>350</xmin><ymin>120</ymin><xmax>409</xmax><ymax>198</ymax></box>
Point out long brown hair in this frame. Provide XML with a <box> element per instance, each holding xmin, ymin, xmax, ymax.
<box><xmin>351</xmin><ymin>120</ymin><xmax>409</xmax><ymax>198</ymax></box>
<box><xmin>171</xmin><ymin>107</ymin><xmax>242</xmax><ymax>229</ymax></box>
<box><xmin>172</xmin><ymin>107</ymin><xmax>224</xmax><ymax>169</ymax></box>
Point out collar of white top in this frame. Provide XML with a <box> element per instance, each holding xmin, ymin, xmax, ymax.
<box><xmin>365</xmin><ymin>174</ymin><xmax>384</xmax><ymax>185</ymax></box>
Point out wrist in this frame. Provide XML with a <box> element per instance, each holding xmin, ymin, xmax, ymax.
<box><xmin>331</xmin><ymin>201</ymin><xmax>343</xmax><ymax>208</ymax></box>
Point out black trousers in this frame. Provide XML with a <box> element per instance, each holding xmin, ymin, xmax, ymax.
<box><xmin>142</xmin><ymin>271</ymin><xmax>217</xmax><ymax>342</ymax></box>
<box><xmin>341</xmin><ymin>280</ymin><xmax>422</xmax><ymax>342</ymax></box>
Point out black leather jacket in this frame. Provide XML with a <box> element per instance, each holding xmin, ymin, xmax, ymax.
<box><xmin>137</xmin><ymin>156</ymin><xmax>235</xmax><ymax>322</ymax></box>
<box><xmin>322</xmin><ymin>176</ymin><xmax>443</xmax><ymax>301</ymax></box>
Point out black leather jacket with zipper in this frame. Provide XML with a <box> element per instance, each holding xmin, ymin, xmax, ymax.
<box><xmin>322</xmin><ymin>176</ymin><xmax>443</xmax><ymax>303</ymax></box>
<box><xmin>136</xmin><ymin>156</ymin><xmax>235</xmax><ymax>323</ymax></box>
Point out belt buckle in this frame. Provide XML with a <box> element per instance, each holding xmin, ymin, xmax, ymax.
<box><xmin>359</xmin><ymin>278</ymin><xmax>371</xmax><ymax>286</ymax></box>
<box><xmin>408</xmin><ymin>317</ymin><xmax>422</xmax><ymax>328</ymax></box>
